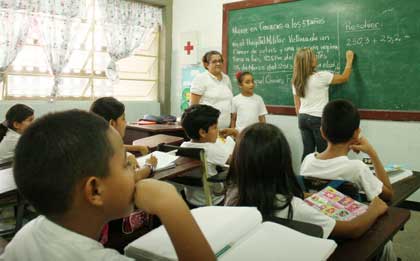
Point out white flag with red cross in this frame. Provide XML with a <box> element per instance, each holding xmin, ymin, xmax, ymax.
<box><xmin>180</xmin><ymin>31</ymin><xmax>199</xmax><ymax>65</ymax></box>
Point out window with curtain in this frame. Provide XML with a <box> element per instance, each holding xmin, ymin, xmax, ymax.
<box><xmin>0</xmin><ymin>0</ymin><xmax>162</xmax><ymax>101</ymax></box>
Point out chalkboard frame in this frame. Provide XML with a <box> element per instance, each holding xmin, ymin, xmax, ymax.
<box><xmin>222</xmin><ymin>0</ymin><xmax>420</xmax><ymax>121</ymax></box>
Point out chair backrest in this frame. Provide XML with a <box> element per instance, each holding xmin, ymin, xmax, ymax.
<box><xmin>302</xmin><ymin>176</ymin><xmax>364</xmax><ymax>201</ymax></box>
<box><xmin>156</xmin><ymin>144</ymin><xmax>213</xmax><ymax>206</ymax></box>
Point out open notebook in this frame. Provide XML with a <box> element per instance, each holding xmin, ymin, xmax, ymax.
<box><xmin>0</xmin><ymin>168</ymin><xmax>16</xmax><ymax>194</ymax></box>
<box><xmin>136</xmin><ymin>151</ymin><xmax>179</xmax><ymax>172</ymax></box>
<box><xmin>125</xmin><ymin>206</ymin><xmax>337</xmax><ymax>261</ymax></box>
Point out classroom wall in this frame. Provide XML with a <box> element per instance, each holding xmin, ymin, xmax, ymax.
<box><xmin>171</xmin><ymin>0</ymin><xmax>420</xmax><ymax>201</ymax></box>
<box><xmin>0</xmin><ymin>100</ymin><xmax>160</xmax><ymax>123</ymax></box>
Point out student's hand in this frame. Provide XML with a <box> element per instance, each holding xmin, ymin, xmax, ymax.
<box><xmin>134</xmin><ymin>179</ymin><xmax>180</xmax><ymax>215</ymax></box>
<box><xmin>135</xmin><ymin>145</ymin><xmax>149</xmax><ymax>156</ymax></box>
<box><xmin>219</xmin><ymin>128</ymin><xmax>239</xmax><ymax>139</ymax></box>
<box><xmin>127</xmin><ymin>153</ymin><xmax>140</xmax><ymax>169</ymax></box>
<box><xmin>346</xmin><ymin>50</ymin><xmax>354</xmax><ymax>63</ymax></box>
<box><xmin>146</xmin><ymin>155</ymin><xmax>158</xmax><ymax>168</ymax></box>
<box><xmin>369</xmin><ymin>197</ymin><xmax>388</xmax><ymax>216</ymax></box>
<box><xmin>349</xmin><ymin>136</ymin><xmax>376</xmax><ymax>156</ymax></box>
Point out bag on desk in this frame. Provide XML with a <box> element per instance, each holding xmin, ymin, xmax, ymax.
<box><xmin>141</xmin><ymin>115</ymin><xmax>177</xmax><ymax>124</ymax></box>
<box><xmin>124</xmin><ymin>206</ymin><xmax>337</xmax><ymax>261</ymax></box>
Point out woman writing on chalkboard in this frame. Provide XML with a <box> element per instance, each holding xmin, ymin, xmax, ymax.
<box><xmin>190</xmin><ymin>50</ymin><xmax>233</xmax><ymax>129</ymax></box>
<box><xmin>292</xmin><ymin>48</ymin><xmax>354</xmax><ymax>161</ymax></box>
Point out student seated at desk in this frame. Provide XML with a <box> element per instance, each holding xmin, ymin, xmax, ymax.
<box><xmin>300</xmin><ymin>99</ymin><xmax>394</xmax><ymax>202</ymax></box>
<box><xmin>225</xmin><ymin>123</ymin><xmax>396</xmax><ymax>261</ymax></box>
<box><xmin>0</xmin><ymin>104</ymin><xmax>34</xmax><ymax>163</ymax></box>
<box><xmin>0</xmin><ymin>110</ymin><xmax>215</xmax><ymax>261</ymax></box>
<box><xmin>90</xmin><ymin>97</ymin><xmax>157</xmax><ymax>181</ymax></box>
<box><xmin>180</xmin><ymin>104</ymin><xmax>237</xmax><ymax>206</ymax></box>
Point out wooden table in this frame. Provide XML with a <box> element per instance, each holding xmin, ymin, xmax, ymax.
<box><xmin>329</xmin><ymin>207</ymin><xmax>410</xmax><ymax>261</ymax></box>
<box><xmin>390</xmin><ymin>171</ymin><xmax>420</xmax><ymax>208</ymax></box>
<box><xmin>132</xmin><ymin>134</ymin><xmax>184</xmax><ymax>152</ymax></box>
<box><xmin>124</xmin><ymin>124</ymin><xmax>186</xmax><ymax>144</ymax></box>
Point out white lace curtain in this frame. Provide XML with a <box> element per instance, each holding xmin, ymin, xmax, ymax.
<box><xmin>97</xmin><ymin>0</ymin><xmax>162</xmax><ymax>82</ymax></box>
<box><xmin>0</xmin><ymin>0</ymin><xmax>162</xmax><ymax>97</ymax></box>
<box><xmin>0</xmin><ymin>2</ymin><xmax>32</xmax><ymax>87</ymax></box>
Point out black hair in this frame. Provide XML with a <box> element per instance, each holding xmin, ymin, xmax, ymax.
<box><xmin>90</xmin><ymin>97</ymin><xmax>125</xmax><ymax>122</ymax></box>
<box><xmin>228</xmin><ymin>123</ymin><xmax>303</xmax><ymax>219</ymax></box>
<box><xmin>236</xmin><ymin>71</ymin><xmax>253</xmax><ymax>84</ymax></box>
<box><xmin>13</xmin><ymin>110</ymin><xmax>114</xmax><ymax>217</ymax></box>
<box><xmin>0</xmin><ymin>104</ymin><xmax>34</xmax><ymax>142</ymax></box>
<box><xmin>202</xmin><ymin>50</ymin><xmax>223</xmax><ymax>70</ymax></box>
<box><xmin>321</xmin><ymin>99</ymin><xmax>360</xmax><ymax>144</ymax></box>
<box><xmin>181</xmin><ymin>104</ymin><xmax>220</xmax><ymax>140</ymax></box>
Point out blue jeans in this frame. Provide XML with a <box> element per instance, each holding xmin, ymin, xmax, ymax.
<box><xmin>298</xmin><ymin>114</ymin><xmax>327</xmax><ymax>161</ymax></box>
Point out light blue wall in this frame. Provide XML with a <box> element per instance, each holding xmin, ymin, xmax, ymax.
<box><xmin>0</xmin><ymin>100</ymin><xmax>160</xmax><ymax>123</ymax></box>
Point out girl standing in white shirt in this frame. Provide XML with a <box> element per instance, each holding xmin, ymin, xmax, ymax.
<box><xmin>0</xmin><ymin>104</ymin><xmax>34</xmax><ymax>163</ymax></box>
<box><xmin>190</xmin><ymin>50</ymin><xmax>233</xmax><ymax>129</ymax></box>
<box><xmin>231</xmin><ymin>71</ymin><xmax>267</xmax><ymax>131</ymax></box>
<box><xmin>292</xmin><ymin>48</ymin><xmax>354</xmax><ymax>161</ymax></box>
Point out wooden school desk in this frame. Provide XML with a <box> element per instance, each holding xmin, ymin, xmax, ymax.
<box><xmin>124</xmin><ymin>124</ymin><xmax>186</xmax><ymax>145</ymax></box>
<box><xmin>132</xmin><ymin>134</ymin><xmax>184</xmax><ymax>152</ymax></box>
<box><xmin>329</xmin><ymin>207</ymin><xmax>410</xmax><ymax>261</ymax></box>
<box><xmin>390</xmin><ymin>171</ymin><xmax>420</xmax><ymax>208</ymax></box>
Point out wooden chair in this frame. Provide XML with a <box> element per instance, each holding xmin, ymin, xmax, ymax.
<box><xmin>302</xmin><ymin>176</ymin><xmax>366</xmax><ymax>201</ymax></box>
<box><xmin>157</xmin><ymin>144</ymin><xmax>229</xmax><ymax>206</ymax></box>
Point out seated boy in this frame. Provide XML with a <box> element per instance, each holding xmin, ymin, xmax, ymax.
<box><xmin>1</xmin><ymin>110</ymin><xmax>215</xmax><ymax>261</ymax></box>
<box><xmin>300</xmin><ymin>99</ymin><xmax>393</xmax><ymax>201</ymax></box>
<box><xmin>180</xmin><ymin>104</ymin><xmax>236</xmax><ymax>206</ymax></box>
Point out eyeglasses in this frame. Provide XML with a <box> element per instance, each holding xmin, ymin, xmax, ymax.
<box><xmin>209</xmin><ymin>59</ymin><xmax>223</xmax><ymax>64</ymax></box>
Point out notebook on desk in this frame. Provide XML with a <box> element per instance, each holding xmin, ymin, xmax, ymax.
<box><xmin>136</xmin><ymin>151</ymin><xmax>179</xmax><ymax>172</ymax></box>
<box><xmin>124</xmin><ymin>206</ymin><xmax>337</xmax><ymax>261</ymax></box>
<box><xmin>0</xmin><ymin>168</ymin><xmax>16</xmax><ymax>194</ymax></box>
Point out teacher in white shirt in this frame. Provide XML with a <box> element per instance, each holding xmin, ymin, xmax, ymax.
<box><xmin>190</xmin><ymin>50</ymin><xmax>233</xmax><ymax>129</ymax></box>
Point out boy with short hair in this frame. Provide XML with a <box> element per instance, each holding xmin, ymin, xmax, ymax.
<box><xmin>180</xmin><ymin>104</ymin><xmax>236</xmax><ymax>206</ymax></box>
<box><xmin>300</xmin><ymin>99</ymin><xmax>393</xmax><ymax>201</ymax></box>
<box><xmin>1</xmin><ymin>110</ymin><xmax>215</xmax><ymax>261</ymax></box>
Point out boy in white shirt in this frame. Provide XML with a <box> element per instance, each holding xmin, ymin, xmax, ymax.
<box><xmin>1</xmin><ymin>110</ymin><xmax>215</xmax><ymax>261</ymax></box>
<box><xmin>231</xmin><ymin>71</ymin><xmax>267</xmax><ymax>131</ymax></box>
<box><xmin>181</xmin><ymin>104</ymin><xmax>237</xmax><ymax>206</ymax></box>
<box><xmin>300</xmin><ymin>100</ymin><xmax>393</xmax><ymax>202</ymax></box>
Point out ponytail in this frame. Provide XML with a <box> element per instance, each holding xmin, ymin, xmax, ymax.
<box><xmin>0</xmin><ymin>122</ymin><xmax>7</xmax><ymax>142</ymax></box>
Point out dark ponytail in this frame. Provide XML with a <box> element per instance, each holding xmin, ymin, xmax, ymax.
<box><xmin>0</xmin><ymin>104</ymin><xmax>34</xmax><ymax>142</ymax></box>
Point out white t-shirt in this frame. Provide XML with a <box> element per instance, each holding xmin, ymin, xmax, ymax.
<box><xmin>191</xmin><ymin>71</ymin><xmax>233</xmax><ymax>128</ymax></box>
<box><xmin>180</xmin><ymin>137</ymin><xmax>234</xmax><ymax>206</ymax></box>
<box><xmin>300</xmin><ymin>153</ymin><xmax>383</xmax><ymax>201</ymax></box>
<box><xmin>0</xmin><ymin>216</ymin><xmax>133</xmax><ymax>261</ymax></box>
<box><xmin>232</xmin><ymin>93</ymin><xmax>267</xmax><ymax>131</ymax></box>
<box><xmin>292</xmin><ymin>71</ymin><xmax>334</xmax><ymax>117</ymax></box>
<box><xmin>274</xmin><ymin>195</ymin><xmax>336</xmax><ymax>239</ymax></box>
<box><xmin>0</xmin><ymin>129</ymin><xmax>20</xmax><ymax>163</ymax></box>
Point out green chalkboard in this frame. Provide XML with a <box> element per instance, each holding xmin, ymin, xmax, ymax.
<box><xmin>223</xmin><ymin>0</ymin><xmax>420</xmax><ymax>120</ymax></box>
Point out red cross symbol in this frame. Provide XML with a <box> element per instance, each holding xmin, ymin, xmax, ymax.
<box><xmin>184</xmin><ymin>41</ymin><xmax>194</xmax><ymax>55</ymax></box>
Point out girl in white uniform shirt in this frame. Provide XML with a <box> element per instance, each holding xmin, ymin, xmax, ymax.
<box><xmin>231</xmin><ymin>71</ymin><xmax>267</xmax><ymax>132</ymax></box>
<box><xmin>0</xmin><ymin>104</ymin><xmax>34</xmax><ymax>163</ymax></box>
<box><xmin>292</xmin><ymin>48</ymin><xmax>354</xmax><ymax>160</ymax></box>
<box><xmin>190</xmin><ymin>50</ymin><xmax>233</xmax><ymax>129</ymax></box>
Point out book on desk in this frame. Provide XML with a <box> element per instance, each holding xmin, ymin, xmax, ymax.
<box><xmin>124</xmin><ymin>206</ymin><xmax>337</xmax><ymax>261</ymax></box>
<box><xmin>136</xmin><ymin>151</ymin><xmax>178</xmax><ymax>172</ymax></box>
<box><xmin>368</xmin><ymin>164</ymin><xmax>414</xmax><ymax>184</ymax></box>
<box><xmin>305</xmin><ymin>186</ymin><xmax>368</xmax><ymax>221</ymax></box>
